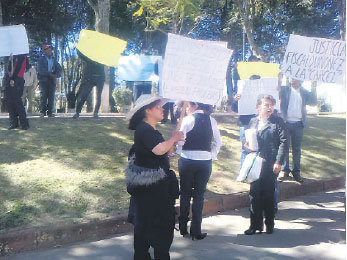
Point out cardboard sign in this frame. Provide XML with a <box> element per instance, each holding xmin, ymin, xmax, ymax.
<box><xmin>282</xmin><ymin>34</ymin><xmax>346</xmax><ymax>84</ymax></box>
<box><xmin>237</xmin><ymin>78</ymin><xmax>280</xmax><ymax>115</ymax></box>
<box><xmin>161</xmin><ymin>33</ymin><xmax>233</xmax><ymax>105</ymax></box>
<box><xmin>0</xmin><ymin>25</ymin><xmax>29</xmax><ymax>57</ymax></box>
<box><xmin>76</xmin><ymin>29</ymin><xmax>127</xmax><ymax>67</ymax></box>
<box><xmin>237</xmin><ymin>62</ymin><xmax>280</xmax><ymax>79</ymax></box>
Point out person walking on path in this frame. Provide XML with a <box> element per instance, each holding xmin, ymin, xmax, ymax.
<box><xmin>37</xmin><ymin>44</ymin><xmax>61</xmax><ymax>118</ymax></box>
<box><xmin>125</xmin><ymin>94</ymin><xmax>184</xmax><ymax>260</ymax></box>
<box><xmin>243</xmin><ymin>95</ymin><xmax>287</xmax><ymax>235</ymax></box>
<box><xmin>22</xmin><ymin>59</ymin><xmax>38</xmax><ymax>114</ymax></box>
<box><xmin>5</xmin><ymin>54</ymin><xmax>29</xmax><ymax>130</ymax></box>
<box><xmin>278</xmin><ymin>75</ymin><xmax>317</xmax><ymax>183</ymax></box>
<box><xmin>73</xmin><ymin>52</ymin><xmax>105</xmax><ymax>119</ymax></box>
<box><xmin>176</xmin><ymin>102</ymin><xmax>222</xmax><ymax>240</ymax></box>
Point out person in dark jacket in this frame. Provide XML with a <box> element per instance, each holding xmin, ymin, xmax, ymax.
<box><xmin>278</xmin><ymin>75</ymin><xmax>317</xmax><ymax>183</ymax></box>
<box><xmin>73</xmin><ymin>51</ymin><xmax>105</xmax><ymax>119</ymax></box>
<box><xmin>243</xmin><ymin>94</ymin><xmax>287</xmax><ymax>235</ymax></box>
<box><xmin>37</xmin><ymin>44</ymin><xmax>61</xmax><ymax>117</ymax></box>
<box><xmin>125</xmin><ymin>94</ymin><xmax>184</xmax><ymax>260</ymax></box>
<box><xmin>4</xmin><ymin>54</ymin><xmax>29</xmax><ymax>130</ymax></box>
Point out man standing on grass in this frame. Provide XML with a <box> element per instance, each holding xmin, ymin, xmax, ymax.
<box><xmin>278</xmin><ymin>75</ymin><xmax>317</xmax><ymax>183</ymax></box>
<box><xmin>22</xmin><ymin>58</ymin><xmax>38</xmax><ymax>114</ymax></box>
<box><xmin>37</xmin><ymin>44</ymin><xmax>61</xmax><ymax>118</ymax></box>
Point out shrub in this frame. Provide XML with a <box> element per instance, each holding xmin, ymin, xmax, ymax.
<box><xmin>112</xmin><ymin>87</ymin><xmax>132</xmax><ymax>107</ymax></box>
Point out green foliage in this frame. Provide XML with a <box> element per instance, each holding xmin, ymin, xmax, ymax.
<box><xmin>112</xmin><ymin>87</ymin><xmax>133</xmax><ymax>106</ymax></box>
<box><xmin>132</xmin><ymin>0</ymin><xmax>203</xmax><ymax>33</ymax></box>
<box><xmin>318</xmin><ymin>97</ymin><xmax>332</xmax><ymax>112</ymax></box>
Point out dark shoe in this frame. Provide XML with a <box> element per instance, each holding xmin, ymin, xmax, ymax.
<box><xmin>47</xmin><ymin>114</ymin><xmax>55</xmax><ymax>118</ymax></box>
<box><xmin>292</xmin><ymin>172</ymin><xmax>304</xmax><ymax>184</ymax></box>
<box><xmin>72</xmin><ymin>113</ymin><xmax>79</xmax><ymax>119</ymax></box>
<box><xmin>93</xmin><ymin>113</ymin><xmax>98</xmax><ymax>118</ymax></box>
<box><xmin>266</xmin><ymin>225</ymin><xmax>274</xmax><ymax>234</ymax></box>
<box><xmin>191</xmin><ymin>233</ymin><xmax>207</xmax><ymax>240</ymax></box>
<box><xmin>178</xmin><ymin>217</ymin><xmax>189</xmax><ymax>236</ymax></box>
<box><xmin>39</xmin><ymin>113</ymin><xmax>45</xmax><ymax>118</ymax></box>
<box><xmin>8</xmin><ymin>124</ymin><xmax>19</xmax><ymax>130</ymax></box>
<box><xmin>22</xmin><ymin>124</ymin><xmax>29</xmax><ymax>130</ymax></box>
<box><xmin>244</xmin><ymin>228</ymin><xmax>262</xmax><ymax>235</ymax></box>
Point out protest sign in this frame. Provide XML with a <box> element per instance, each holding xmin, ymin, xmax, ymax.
<box><xmin>118</xmin><ymin>55</ymin><xmax>161</xmax><ymax>81</ymax></box>
<box><xmin>161</xmin><ymin>33</ymin><xmax>233</xmax><ymax>105</ymax></box>
<box><xmin>76</xmin><ymin>29</ymin><xmax>127</xmax><ymax>67</ymax></box>
<box><xmin>237</xmin><ymin>62</ymin><xmax>280</xmax><ymax>79</ymax></box>
<box><xmin>282</xmin><ymin>34</ymin><xmax>346</xmax><ymax>84</ymax></box>
<box><xmin>237</xmin><ymin>78</ymin><xmax>279</xmax><ymax>115</ymax></box>
<box><xmin>0</xmin><ymin>25</ymin><xmax>29</xmax><ymax>57</ymax></box>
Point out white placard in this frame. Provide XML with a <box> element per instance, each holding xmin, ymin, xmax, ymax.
<box><xmin>237</xmin><ymin>78</ymin><xmax>280</xmax><ymax>115</ymax></box>
<box><xmin>0</xmin><ymin>25</ymin><xmax>29</xmax><ymax>57</ymax></box>
<box><xmin>282</xmin><ymin>34</ymin><xmax>346</xmax><ymax>84</ymax></box>
<box><xmin>161</xmin><ymin>33</ymin><xmax>233</xmax><ymax>105</ymax></box>
<box><xmin>118</xmin><ymin>55</ymin><xmax>161</xmax><ymax>81</ymax></box>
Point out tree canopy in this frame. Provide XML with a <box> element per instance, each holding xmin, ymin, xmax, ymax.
<box><xmin>0</xmin><ymin>0</ymin><xmax>345</xmax><ymax>111</ymax></box>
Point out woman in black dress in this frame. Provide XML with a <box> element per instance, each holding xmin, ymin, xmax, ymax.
<box><xmin>125</xmin><ymin>94</ymin><xmax>184</xmax><ymax>260</ymax></box>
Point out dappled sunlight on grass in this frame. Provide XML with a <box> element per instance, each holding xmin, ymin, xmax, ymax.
<box><xmin>0</xmin><ymin>114</ymin><xmax>345</xmax><ymax>230</ymax></box>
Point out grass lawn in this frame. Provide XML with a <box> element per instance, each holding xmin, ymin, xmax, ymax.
<box><xmin>0</xmin><ymin>113</ymin><xmax>345</xmax><ymax>232</ymax></box>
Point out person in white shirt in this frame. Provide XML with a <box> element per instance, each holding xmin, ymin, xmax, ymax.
<box><xmin>22</xmin><ymin>62</ymin><xmax>38</xmax><ymax>113</ymax></box>
<box><xmin>176</xmin><ymin>102</ymin><xmax>222</xmax><ymax>240</ymax></box>
<box><xmin>278</xmin><ymin>76</ymin><xmax>317</xmax><ymax>183</ymax></box>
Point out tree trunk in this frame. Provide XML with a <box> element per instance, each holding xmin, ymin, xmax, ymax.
<box><xmin>236</xmin><ymin>0</ymin><xmax>268</xmax><ymax>61</ymax></box>
<box><xmin>0</xmin><ymin>0</ymin><xmax>3</xmax><ymax>26</ymax></box>
<box><xmin>337</xmin><ymin>0</ymin><xmax>346</xmax><ymax>40</ymax></box>
<box><xmin>87</xmin><ymin>0</ymin><xmax>111</xmax><ymax>113</ymax></box>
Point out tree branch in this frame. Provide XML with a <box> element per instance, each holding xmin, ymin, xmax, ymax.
<box><xmin>86</xmin><ymin>0</ymin><xmax>97</xmax><ymax>12</ymax></box>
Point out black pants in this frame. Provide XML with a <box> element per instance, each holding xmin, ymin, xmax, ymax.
<box><xmin>134</xmin><ymin>227</ymin><xmax>173</xmax><ymax>260</ymax></box>
<box><xmin>5</xmin><ymin>77</ymin><xmax>28</xmax><ymax>127</ymax></box>
<box><xmin>39</xmin><ymin>78</ymin><xmax>56</xmax><ymax>115</ymax></box>
<box><xmin>162</xmin><ymin>103</ymin><xmax>176</xmax><ymax>124</ymax></box>
<box><xmin>75</xmin><ymin>77</ymin><xmax>104</xmax><ymax>114</ymax></box>
<box><xmin>249</xmin><ymin>174</ymin><xmax>275</xmax><ymax>230</ymax></box>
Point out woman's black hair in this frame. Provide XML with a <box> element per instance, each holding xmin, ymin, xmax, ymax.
<box><xmin>189</xmin><ymin>102</ymin><xmax>214</xmax><ymax>115</ymax></box>
<box><xmin>128</xmin><ymin>100</ymin><xmax>160</xmax><ymax>130</ymax></box>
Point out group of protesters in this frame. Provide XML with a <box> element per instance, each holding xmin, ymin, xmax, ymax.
<box><xmin>2</xmin><ymin>44</ymin><xmax>108</xmax><ymax>130</ymax></box>
<box><xmin>1</xmin><ymin>44</ymin><xmax>62</xmax><ymax>130</ymax></box>
<box><xmin>124</xmin><ymin>68</ymin><xmax>317</xmax><ymax>259</ymax></box>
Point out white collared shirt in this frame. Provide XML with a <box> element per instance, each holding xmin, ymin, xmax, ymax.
<box><xmin>176</xmin><ymin>110</ymin><xmax>222</xmax><ymax>160</ymax></box>
<box><xmin>287</xmin><ymin>88</ymin><xmax>302</xmax><ymax>122</ymax></box>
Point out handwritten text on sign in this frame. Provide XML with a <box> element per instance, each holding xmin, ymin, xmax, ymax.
<box><xmin>161</xmin><ymin>33</ymin><xmax>233</xmax><ymax>105</ymax></box>
<box><xmin>237</xmin><ymin>78</ymin><xmax>280</xmax><ymax>115</ymax></box>
<box><xmin>282</xmin><ymin>34</ymin><xmax>346</xmax><ymax>84</ymax></box>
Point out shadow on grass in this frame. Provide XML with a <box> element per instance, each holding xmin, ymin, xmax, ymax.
<box><xmin>0</xmin><ymin>114</ymin><xmax>345</xmax><ymax>231</ymax></box>
<box><xmin>0</xmin><ymin>117</ymin><xmax>134</xmax><ymax>230</ymax></box>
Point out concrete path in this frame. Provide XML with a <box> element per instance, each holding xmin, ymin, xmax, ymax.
<box><xmin>2</xmin><ymin>189</ymin><xmax>345</xmax><ymax>260</ymax></box>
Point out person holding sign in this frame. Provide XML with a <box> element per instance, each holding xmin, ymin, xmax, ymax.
<box><xmin>278</xmin><ymin>75</ymin><xmax>317</xmax><ymax>183</ymax></box>
<box><xmin>125</xmin><ymin>94</ymin><xmax>183</xmax><ymax>260</ymax></box>
<box><xmin>176</xmin><ymin>102</ymin><xmax>222</xmax><ymax>240</ymax></box>
<box><xmin>244</xmin><ymin>95</ymin><xmax>287</xmax><ymax>235</ymax></box>
<box><xmin>73</xmin><ymin>51</ymin><xmax>105</xmax><ymax>119</ymax></box>
<box><xmin>5</xmin><ymin>54</ymin><xmax>29</xmax><ymax>130</ymax></box>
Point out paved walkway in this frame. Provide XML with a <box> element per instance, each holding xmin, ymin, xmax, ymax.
<box><xmin>3</xmin><ymin>189</ymin><xmax>345</xmax><ymax>260</ymax></box>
